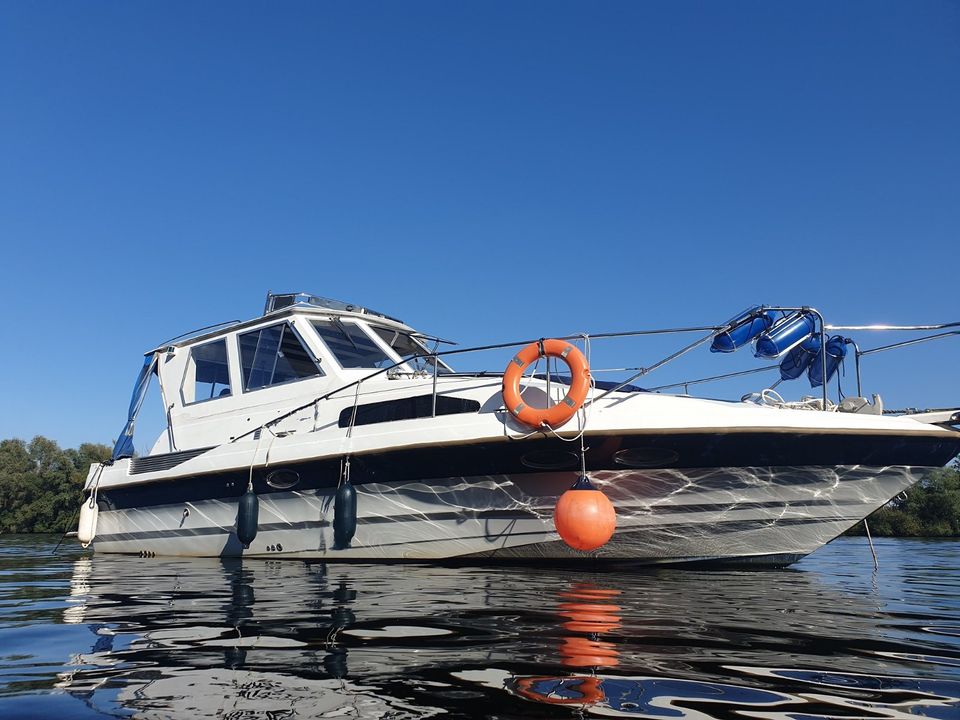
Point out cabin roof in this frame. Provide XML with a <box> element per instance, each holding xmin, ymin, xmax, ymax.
<box><xmin>148</xmin><ymin>292</ymin><xmax>416</xmax><ymax>354</ymax></box>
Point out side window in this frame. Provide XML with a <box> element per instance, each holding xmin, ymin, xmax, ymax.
<box><xmin>182</xmin><ymin>339</ymin><xmax>232</xmax><ymax>404</ymax></box>
<box><xmin>311</xmin><ymin>320</ymin><xmax>393</xmax><ymax>368</ymax></box>
<box><xmin>239</xmin><ymin>323</ymin><xmax>323</xmax><ymax>391</ymax></box>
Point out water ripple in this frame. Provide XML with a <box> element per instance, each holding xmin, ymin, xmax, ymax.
<box><xmin>0</xmin><ymin>535</ymin><xmax>957</xmax><ymax>718</ymax></box>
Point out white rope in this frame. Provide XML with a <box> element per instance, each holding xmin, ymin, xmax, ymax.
<box><xmin>343</xmin><ymin>379</ymin><xmax>362</xmax><ymax>440</ymax></box>
<box><xmin>741</xmin><ymin>388</ymin><xmax>837</xmax><ymax>412</ymax></box>
<box><xmin>247</xmin><ymin>429</ymin><xmax>266</xmax><ymax>492</ymax></box>
<box><xmin>504</xmin><ymin>334</ymin><xmax>596</xmax><ymax>443</ymax></box>
<box><xmin>86</xmin><ymin>462</ymin><xmax>106</xmax><ymax>508</ymax></box>
<box><xmin>542</xmin><ymin>334</ymin><xmax>595</xmax><ymax>447</ymax></box>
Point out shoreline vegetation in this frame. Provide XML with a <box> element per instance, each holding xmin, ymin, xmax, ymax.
<box><xmin>1</xmin><ymin>437</ymin><xmax>111</xmax><ymax>534</ymax></box>
<box><xmin>844</xmin><ymin>462</ymin><xmax>960</xmax><ymax>538</ymax></box>
<box><xmin>0</xmin><ymin>435</ymin><xmax>957</xmax><ymax>537</ymax></box>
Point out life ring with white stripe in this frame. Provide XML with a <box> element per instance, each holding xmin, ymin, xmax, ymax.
<box><xmin>502</xmin><ymin>339</ymin><xmax>590</xmax><ymax>428</ymax></box>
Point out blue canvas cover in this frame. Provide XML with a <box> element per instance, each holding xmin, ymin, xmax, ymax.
<box><xmin>111</xmin><ymin>353</ymin><xmax>159</xmax><ymax>460</ymax></box>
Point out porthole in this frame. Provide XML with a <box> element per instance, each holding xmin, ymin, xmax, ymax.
<box><xmin>266</xmin><ymin>469</ymin><xmax>300</xmax><ymax>490</ymax></box>
<box><xmin>612</xmin><ymin>448</ymin><xmax>679</xmax><ymax>469</ymax></box>
<box><xmin>520</xmin><ymin>450</ymin><xmax>580</xmax><ymax>470</ymax></box>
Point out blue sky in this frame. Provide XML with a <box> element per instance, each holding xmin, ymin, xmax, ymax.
<box><xmin>1</xmin><ymin>2</ymin><xmax>958</xmax><ymax>450</ymax></box>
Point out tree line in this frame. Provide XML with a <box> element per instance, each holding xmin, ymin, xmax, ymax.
<box><xmin>0</xmin><ymin>436</ymin><xmax>111</xmax><ymax>533</ymax></box>
<box><xmin>848</xmin><ymin>462</ymin><xmax>960</xmax><ymax>538</ymax></box>
<box><xmin>0</xmin><ymin>435</ymin><xmax>957</xmax><ymax>536</ymax></box>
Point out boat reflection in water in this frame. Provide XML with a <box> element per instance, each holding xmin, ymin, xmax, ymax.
<box><xmin>55</xmin><ymin>545</ymin><xmax>960</xmax><ymax>718</ymax></box>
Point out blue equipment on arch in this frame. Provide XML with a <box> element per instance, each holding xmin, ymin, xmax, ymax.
<box><xmin>808</xmin><ymin>336</ymin><xmax>849</xmax><ymax>388</ymax></box>
<box><xmin>778</xmin><ymin>336</ymin><xmax>821</xmax><ymax>381</ymax></box>
<box><xmin>710</xmin><ymin>307</ymin><xmax>777</xmax><ymax>353</ymax></box>
<box><xmin>754</xmin><ymin>312</ymin><xmax>817</xmax><ymax>359</ymax></box>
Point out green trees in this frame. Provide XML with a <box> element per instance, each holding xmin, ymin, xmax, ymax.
<box><xmin>854</xmin><ymin>461</ymin><xmax>960</xmax><ymax>537</ymax></box>
<box><xmin>0</xmin><ymin>436</ymin><xmax>111</xmax><ymax>534</ymax></box>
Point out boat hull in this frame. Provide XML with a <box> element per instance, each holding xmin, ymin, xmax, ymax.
<box><xmin>89</xmin><ymin>464</ymin><xmax>926</xmax><ymax>566</ymax></box>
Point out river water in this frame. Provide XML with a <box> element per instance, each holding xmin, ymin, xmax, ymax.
<box><xmin>0</xmin><ymin>536</ymin><xmax>958</xmax><ymax>719</ymax></box>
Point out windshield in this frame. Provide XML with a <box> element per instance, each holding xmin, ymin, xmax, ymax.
<box><xmin>311</xmin><ymin>318</ymin><xmax>452</xmax><ymax>373</ymax></box>
<box><xmin>311</xmin><ymin>319</ymin><xmax>396</xmax><ymax>369</ymax></box>
<box><xmin>370</xmin><ymin>326</ymin><xmax>452</xmax><ymax>374</ymax></box>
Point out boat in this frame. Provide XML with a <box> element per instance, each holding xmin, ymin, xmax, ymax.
<box><xmin>75</xmin><ymin>292</ymin><xmax>960</xmax><ymax>566</ymax></box>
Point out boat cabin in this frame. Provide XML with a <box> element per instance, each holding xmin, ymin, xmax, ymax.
<box><xmin>113</xmin><ymin>292</ymin><xmax>448</xmax><ymax>458</ymax></box>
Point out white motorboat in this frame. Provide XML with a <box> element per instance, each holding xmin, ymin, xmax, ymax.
<box><xmin>76</xmin><ymin>293</ymin><xmax>960</xmax><ymax>566</ymax></box>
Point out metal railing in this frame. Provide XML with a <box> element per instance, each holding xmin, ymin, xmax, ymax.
<box><xmin>229</xmin><ymin>311</ymin><xmax>959</xmax><ymax>443</ymax></box>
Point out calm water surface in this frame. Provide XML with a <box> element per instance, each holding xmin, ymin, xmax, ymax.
<box><xmin>0</xmin><ymin>536</ymin><xmax>958</xmax><ymax>719</ymax></box>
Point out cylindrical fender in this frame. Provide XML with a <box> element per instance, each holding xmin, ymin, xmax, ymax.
<box><xmin>334</xmin><ymin>480</ymin><xmax>357</xmax><ymax>549</ymax></box>
<box><xmin>237</xmin><ymin>489</ymin><xmax>259</xmax><ymax>548</ymax></box>
<box><xmin>77</xmin><ymin>495</ymin><xmax>98</xmax><ymax>549</ymax></box>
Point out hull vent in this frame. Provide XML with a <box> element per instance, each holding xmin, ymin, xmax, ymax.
<box><xmin>129</xmin><ymin>447</ymin><xmax>214</xmax><ymax>475</ymax></box>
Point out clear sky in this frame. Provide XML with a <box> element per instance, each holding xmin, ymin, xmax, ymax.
<box><xmin>1</xmin><ymin>2</ymin><xmax>958</xmax><ymax>450</ymax></box>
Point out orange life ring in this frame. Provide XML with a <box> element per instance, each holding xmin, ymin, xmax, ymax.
<box><xmin>502</xmin><ymin>339</ymin><xmax>590</xmax><ymax>428</ymax></box>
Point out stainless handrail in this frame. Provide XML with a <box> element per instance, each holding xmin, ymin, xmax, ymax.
<box><xmin>645</xmin><ymin>364</ymin><xmax>779</xmax><ymax>393</ymax></box>
<box><xmin>858</xmin><ymin>330</ymin><xmax>960</xmax><ymax>357</ymax></box>
<box><xmin>230</xmin><ymin>325</ymin><xmax>728</xmax><ymax>441</ymax></box>
<box><xmin>827</xmin><ymin>321</ymin><xmax>960</xmax><ymax>331</ymax></box>
<box><xmin>229</xmin><ymin>312</ymin><xmax>959</xmax><ymax>443</ymax></box>
<box><xmin>587</xmin><ymin>330</ymin><xmax>719</xmax><ymax>403</ymax></box>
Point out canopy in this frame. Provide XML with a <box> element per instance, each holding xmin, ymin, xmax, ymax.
<box><xmin>111</xmin><ymin>352</ymin><xmax>159</xmax><ymax>460</ymax></box>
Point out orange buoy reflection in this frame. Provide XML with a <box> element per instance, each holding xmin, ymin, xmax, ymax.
<box><xmin>559</xmin><ymin>636</ymin><xmax>619</xmax><ymax>667</ymax></box>
<box><xmin>506</xmin><ymin>582</ymin><xmax>621</xmax><ymax>709</ymax></box>
<box><xmin>514</xmin><ymin>675</ymin><xmax>605</xmax><ymax>705</ymax></box>
<box><xmin>557</xmin><ymin>582</ymin><xmax>622</xmax><ymax>668</ymax></box>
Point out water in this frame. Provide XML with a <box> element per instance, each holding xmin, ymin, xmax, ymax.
<box><xmin>1</xmin><ymin>536</ymin><xmax>958</xmax><ymax>719</ymax></box>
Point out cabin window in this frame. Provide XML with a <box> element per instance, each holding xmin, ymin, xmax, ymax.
<box><xmin>311</xmin><ymin>320</ymin><xmax>394</xmax><ymax>369</ymax></box>
<box><xmin>181</xmin><ymin>339</ymin><xmax>232</xmax><ymax>404</ymax></box>
<box><xmin>239</xmin><ymin>322</ymin><xmax>323</xmax><ymax>391</ymax></box>
<box><xmin>371</xmin><ymin>326</ymin><xmax>450</xmax><ymax>374</ymax></box>
<box><xmin>338</xmin><ymin>395</ymin><xmax>481</xmax><ymax>427</ymax></box>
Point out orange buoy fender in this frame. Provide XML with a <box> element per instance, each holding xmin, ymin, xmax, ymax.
<box><xmin>501</xmin><ymin>339</ymin><xmax>590</xmax><ymax>428</ymax></box>
<box><xmin>554</xmin><ymin>476</ymin><xmax>616</xmax><ymax>551</ymax></box>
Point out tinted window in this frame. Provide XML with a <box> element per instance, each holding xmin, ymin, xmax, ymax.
<box><xmin>239</xmin><ymin>323</ymin><xmax>322</xmax><ymax>391</ymax></box>
<box><xmin>311</xmin><ymin>320</ymin><xmax>394</xmax><ymax>369</ymax></box>
<box><xmin>338</xmin><ymin>395</ymin><xmax>480</xmax><ymax>428</ymax></box>
<box><xmin>183</xmin><ymin>339</ymin><xmax>231</xmax><ymax>404</ymax></box>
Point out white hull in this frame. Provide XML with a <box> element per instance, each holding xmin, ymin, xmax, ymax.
<box><xmin>82</xmin><ymin>293</ymin><xmax>960</xmax><ymax>567</ymax></box>
<box><xmin>90</xmin><ymin>464</ymin><xmax>922</xmax><ymax>565</ymax></box>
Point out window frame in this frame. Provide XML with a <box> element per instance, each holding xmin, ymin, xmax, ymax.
<box><xmin>368</xmin><ymin>323</ymin><xmax>453</xmax><ymax>374</ymax></box>
<box><xmin>308</xmin><ymin>317</ymin><xmax>406</xmax><ymax>372</ymax></box>
<box><xmin>236</xmin><ymin>320</ymin><xmax>325</xmax><ymax>394</ymax></box>
<box><xmin>180</xmin><ymin>337</ymin><xmax>235</xmax><ymax>407</ymax></box>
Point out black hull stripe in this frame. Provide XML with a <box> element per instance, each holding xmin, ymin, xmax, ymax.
<box><xmin>94</xmin><ymin>513</ymin><xmax>865</xmax><ymax>546</ymax></box>
<box><xmin>98</xmin><ymin>430</ymin><xmax>959</xmax><ymax>512</ymax></box>
<box><xmin>101</xmin><ymin>495</ymin><xmax>867</xmax><ymax>524</ymax></box>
